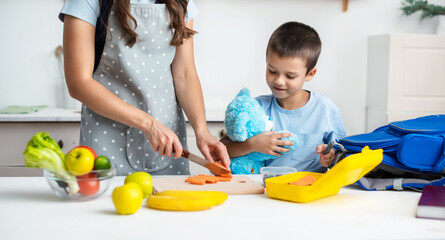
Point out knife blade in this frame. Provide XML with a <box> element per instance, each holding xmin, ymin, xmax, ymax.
<box><xmin>181</xmin><ymin>150</ymin><xmax>231</xmax><ymax>175</ymax></box>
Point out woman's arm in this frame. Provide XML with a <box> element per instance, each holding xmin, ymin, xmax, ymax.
<box><xmin>63</xmin><ymin>15</ymin><xmax>182</xmax><ymax>158</ymax></box>
<box><xmin>171</xmin><ymin>20</ymin><xmax>230</xmax><ymax>168</ymax></box>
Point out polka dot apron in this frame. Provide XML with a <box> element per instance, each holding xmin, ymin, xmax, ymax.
<box><xmin>80</xmin><ymin>3</ymin><xmax>189</xmax><ymax>176</ymax></box>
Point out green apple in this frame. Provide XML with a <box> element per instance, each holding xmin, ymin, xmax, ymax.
<box><xmin>125</xmin><ymin>172</ymin><xmax>153</xmax><ymax>198</ymax></box>
<box><xmin>112</xmin><ymin>182</ymin><xmax>143</xmax><ymax>215</ymax></box>
<box><xmin>65</xmin><ymin>146</ymin><xmax>95</xmax><ymax>176</ymax></box>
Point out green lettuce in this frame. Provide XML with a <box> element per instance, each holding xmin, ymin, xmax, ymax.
<box><xmin>24</xmin><ymin>132</ymin><xmax>79</xmax><ymax>194</ymax></box>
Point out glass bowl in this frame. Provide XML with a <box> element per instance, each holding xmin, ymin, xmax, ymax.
<box><xmin>44</xmin><ymin>166</ymin><xmax>116</xmax><ymax>201</ymax></box>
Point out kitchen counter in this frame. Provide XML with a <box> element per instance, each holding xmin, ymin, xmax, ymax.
<box><xmin>0</xmin><ymin>176</ymin><xmax>444</xmax><ymax>240</ymax></box>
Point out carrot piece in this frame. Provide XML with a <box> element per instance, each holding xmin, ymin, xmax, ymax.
<box><xmin>215</xmin><ymin>176</ymin><xmax>231</xmax><ymax>182</ymax></box>
<box><xmin>188</xmin><ymin>176</ymin><xmax>206</xmax><ymax>185</ymax></box>
<box><xmin>212</xmin><ymin>162</ymin><xmax>233</xmax><ymax>178</ymax></box>
<box><xmin>197</xmin><ymin>175</ymin><xmax>218</xmax><ymax>184</ymax></box>
<box><xmin>218</xmin><ymin>172</ymin><xmax>232</xmax><ymax>179</ymax></box>
<box><xmin>189</xmin><ymin>179</ymin><xmax>206</xmax><ymax>185</ymax></box>
<box><xmin>184</xmin><ymin>165</ymin><xmax>233</xmax><ymax>185</ymax></box>
<box><xmin>213</xmin><ymin>161</ymin><xmax>226</xmax><ymax>169</ymax></box>
<box><xmin>289</xmin><ymin>175</ymin><xmax>316</xmax><ymax>186</ymax></box>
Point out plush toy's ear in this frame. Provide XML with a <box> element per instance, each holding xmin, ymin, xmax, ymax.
<box><xmin>236</xmin><ymin>88</ymin><xmax>250</xmax><ymax>98</ymax></box>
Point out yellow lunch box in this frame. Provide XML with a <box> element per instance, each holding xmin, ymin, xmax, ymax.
<box><xmin>265</xmin><ymin>146</ymin><xmax>383</xmax><ymax>203</ymax></box>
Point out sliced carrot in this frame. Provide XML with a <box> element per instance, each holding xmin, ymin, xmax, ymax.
<box><xmin>185</xmin><ymin>174</ymin><xmax>231</xmax><ymax>184</ymax></box>
<box><xmin>187</xmin><ymin>176</ymin><xmax>206</xmax><ymax>185</ymax></box>
<box><xmin>197</xmin><ymin>175</ymin><xmax>218</xmax><ymax>184</ymax></box>
<box><xmin>218</xmin><ymin>172</ymin><xmax>232</xmax><ymax>179</ymax></box>
<box><xmin>185</xmin><ymin>162</ymin><xmax>233</xmax><ymax>185</ymax></box>
<box><xmin>185</xmin><ymin>176</ymin><xmax>199</xmax><ymax>183</ymax></box>
<box><xmin>212</xmin><ymin>162</ymin><xmax>233</xmax><ymax>179</ymax></box>
<box><xmin>215</xmin><ymin>176</ymin><xmax>231</xmax><ymax>182</ymax></box>
<box><xmin>289</xmin><ymin>175</ymin><xmax>316</xmax><ymax>186</ymax></box>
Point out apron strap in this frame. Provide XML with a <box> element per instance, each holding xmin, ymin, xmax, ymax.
<box><xmin>94</xmin><ymin>0</ymin><xmax>113</xmax><ymax>72</ymax></box>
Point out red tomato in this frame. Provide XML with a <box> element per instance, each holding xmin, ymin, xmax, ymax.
<box><xmin>77</xmin><ymin>173</ymin><xmax>100</xmax><ymax>196</ymax></box>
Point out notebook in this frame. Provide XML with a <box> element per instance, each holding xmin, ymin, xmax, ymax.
<box><xmin>416</xmin><ymin>185</ymin><xmax>445</xmax><ymax>220</ymax></box>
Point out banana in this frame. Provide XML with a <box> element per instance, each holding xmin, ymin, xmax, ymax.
<box><xmin>156</xmin><ymin>190</ymin><xmax>228</xmax><ymax>206</ymax></box>
<box><xmin>146</xmin><ymin>195</ymin><xmax>216</xmax><ymax>211</ymax></box>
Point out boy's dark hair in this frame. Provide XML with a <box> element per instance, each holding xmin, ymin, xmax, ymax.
<box><xmin>266</xmin><ymin>21</ymin><xmax>322</xmax><ymax>75</ymax></box>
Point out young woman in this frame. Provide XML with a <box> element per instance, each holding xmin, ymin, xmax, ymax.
<box><xmin>60</xmin><ymin>0</ymin><xmax>229</xmax><ymax>175</ymax></box>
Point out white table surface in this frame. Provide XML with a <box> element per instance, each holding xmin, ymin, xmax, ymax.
<box><xmin>0</xmin><ymin>176</ymin><xmax>444</xmax><ymax>240</ymax></box>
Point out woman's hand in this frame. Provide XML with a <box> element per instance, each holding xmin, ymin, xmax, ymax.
<box><xmin>196</xmin><ymin>131</ymin><xmax>231</xmax><ymax>169</ymax></box>
<box><xmin>249</xmin><ymin>131</ymin><xmax>294</xmax><ymax>156</ymax></box>
<box><xmin>143</xmin><ymin>118</ymin><xmax>183</xmax><ymax>159</ymax></box>
<box><xmin>316</xmin><ymin>144</ymin><xmax>335</xmax><ymax>167</ymax></box>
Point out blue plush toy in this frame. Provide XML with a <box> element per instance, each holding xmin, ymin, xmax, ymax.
<box><xmin>224</xmin><ymin>88</ymin><xmax>298</xmax><ymax>174</ymax></box>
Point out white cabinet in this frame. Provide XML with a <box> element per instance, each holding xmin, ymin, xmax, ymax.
<box><xmin>0</xmin><ymin>108</ymin><xmax>225</xmax><ymax>176</ymax></box>
<box><xmin>366</xmin><ymin>34</ymin><xmax>445</xmax><ymax>132</ymax></box>
<box><xmin>0</xmin><ymin>122</ymin><xmax>80</xmax><ymax>176</ymax></box>
<box><xmin>0</xmin><ymin>109</ymin><xmax>81</xmax><ymax>176</ymax></box>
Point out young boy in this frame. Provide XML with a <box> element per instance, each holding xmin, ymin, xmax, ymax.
<box><xmin>221</xmin><ymin>21</ymin><xmax>346</xmax><ymax>173</ymax></box>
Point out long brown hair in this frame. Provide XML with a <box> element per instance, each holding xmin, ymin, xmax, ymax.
<box><xmin>101</xmin><ymin>0</ymin><xmax>197</xmax><ymax>48</ymax></box>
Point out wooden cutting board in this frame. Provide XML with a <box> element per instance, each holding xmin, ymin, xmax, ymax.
<box><xmin>153</xmin><ymin>175</ymin><xmax>264</xmax><ymax>195</ymax></box>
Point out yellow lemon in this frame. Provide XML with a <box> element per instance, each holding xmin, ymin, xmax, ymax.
<box><xmin>112</xmin><ymin>182</ymin><xmax>143</xmax><ymax>215</ymax></box>
<box><xmin>124</xmin><ymin>172</ymin><xmax>153</xmax><ymax>198</ymax></box>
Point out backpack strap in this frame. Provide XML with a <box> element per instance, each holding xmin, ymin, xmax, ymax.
<box><xmin>357</xmin><ymin>176</ymin><xmax>445</xmax><ymax>191</ymax></box>
<box><xmin>94</xmin><ymin>0</ymin><xmax>113</xmax><ymax>72</ymax></box>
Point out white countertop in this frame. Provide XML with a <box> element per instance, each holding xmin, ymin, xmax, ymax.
<box><xmin>0</xmin><ymin>108</ymin><xmax>81</xmax><ymax>122</ymax></box>
<box><xmin>0</xmin><ymin>176</ymin><xmax>444</xmax><ymax>240</ymax></box>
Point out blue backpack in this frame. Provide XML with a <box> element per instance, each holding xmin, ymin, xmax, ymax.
<box><xmin>332</xmin><ymin>115</ymin><xmax>445</xmax><ymax>191</ymax></box>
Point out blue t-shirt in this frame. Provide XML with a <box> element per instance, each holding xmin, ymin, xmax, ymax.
<box><xmin>256</xmin><ymin>91</ymin><xmax>346</xmax><ymax>173</ymax></box>
<box><xmin>59</xmin><ymin>0</ymin><xmax>199</xmax><ymax>26</ymax></box>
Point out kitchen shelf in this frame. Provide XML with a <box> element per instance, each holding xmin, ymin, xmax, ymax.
<box><xmin>0</xmin><ymin>108</ymin><xmax>81</xmax><ymax>122</ymax></box>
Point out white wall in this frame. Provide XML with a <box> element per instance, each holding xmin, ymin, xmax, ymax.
<box><xmin>0</xmin><ymin>0</ymin><xmax>440</xmax><ymax>135</ymax></box>
<box><xmin>0</xmin><ymin>0</ymin><xmax>65</xmax><ymax>109</ymax></box>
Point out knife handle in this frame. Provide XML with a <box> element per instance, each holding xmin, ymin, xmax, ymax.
<box><xmin>181</xmin><ymin>150</ymin><xmax>190</xmax><ymax>158</ymax></box>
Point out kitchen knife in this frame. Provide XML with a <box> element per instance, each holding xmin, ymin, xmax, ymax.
<box><xmin>181</xmin><ymin>150</ymin><xmax>231</xmax><ymax>175</ymax></box>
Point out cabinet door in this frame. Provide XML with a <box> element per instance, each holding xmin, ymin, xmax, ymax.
<box><xmin>366</xmin><ymin>34</ymin><xmax>445</xmax><ymax>131</ymax></box>
<box><xmin>0</xmin><ymin>122</ymin><xmax>80</xmax><ymax>176</ymax></box>
<box><xmin>387</xmin><ymin>34</ymin><xmax>445</xmax><ymax>112</ymax></box>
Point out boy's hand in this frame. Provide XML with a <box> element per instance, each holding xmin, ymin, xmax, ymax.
<box><xmin>249</xmin><ymin>131</ymin><xmax>294</xmax><ymax>156</ymax></box>
<box><xmin>316</xmin><ymin>144</ymin><xmax>335</xmax><ymax>167</ymax></box>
